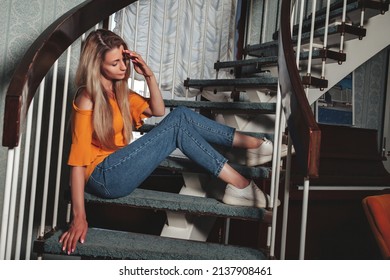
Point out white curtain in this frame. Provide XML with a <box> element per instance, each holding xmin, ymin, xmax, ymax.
<box><xmin>114</xmin><ymin>0</ymin><xmax>238</xmax><ymax>98</ymax></box>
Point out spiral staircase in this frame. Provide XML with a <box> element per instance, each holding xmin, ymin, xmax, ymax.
<box><xmin>1</xmin><ymin>0</ymin><xmax>389</xmax><ymax>260</ymax></box>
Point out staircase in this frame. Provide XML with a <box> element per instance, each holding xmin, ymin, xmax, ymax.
<box><xmin>1</xmin><ymin>0</ymin><xmax>390</xmax><ymax>260</ymax></box>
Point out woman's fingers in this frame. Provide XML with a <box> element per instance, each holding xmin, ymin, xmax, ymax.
<box><xmin>59</xmin><ymin>231</ymin><xmax>72</xmax><ymax>254</ymax></box>
<box><xmin>61</xmin><ymin>231</ymin><xmax>79</xmax><ymax>254</ymax></box>
<box><xmin>59</xmin><ymin>222</ymin><xmax>88</xmax><ymax>254</ymax></box>
<box><xmin>123</xmin><ymin>49</ymin><xmax>153</xmax><ymax>78</ymax></box>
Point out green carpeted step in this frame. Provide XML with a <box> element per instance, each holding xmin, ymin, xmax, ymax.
<box><xmin>35</xmin><ymin>228</ymin><xmax>266</xmax><ymax>259</ymax></box>
<box><xmin>84</xmin><ymin>188</ymin><xmax>271</xmax><ymax>222</ymax></box>
<box><xmin>183</xmin><ymin>77</ymin><xmax>278</xmax><ymax>93</ymax></box>
<box><xmin>163</xmin><ymin>99</ymin><xmax>276</xmax><ymax>115</ymax></box>
<box><xmin>212</xmin><ymin>49</ymin><xmax>345</xmax><ymax>77</ymax></box>
<box><xmin>137</xmin><ymin>123</ymin><xmax>275</xmax><ymax>141</ymax></box>
<box><xmin>158</xmin><ymin>156</ymin><xmax>271</xmax><ymax>179</ymax></box>
<box><xmin>244</xmin><ymin>41</ymin><xmax>279</xmax><ymax>58</ymax></box>
<box><xmin>214</xmin><ymin>56</ymin><xmax>278</xmax><ymax>70</ymax></box>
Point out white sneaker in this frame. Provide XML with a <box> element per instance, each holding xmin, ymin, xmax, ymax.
<box><xmin>246</xmin><ymin>139</ymin><xmax>295</xmax><ymax>166</ymax></box>
<box><xmin>281</xmin><ymin>143</ymin><xmax>295</xmax><ymax>158</ymax></box>
<box><xmin>246</xmin><ymin>138</ymin><xmax>274</xmax><ymax>166</ymax></box>
<box><xmin>222</xmin><ymin>180</ymin><xmax>280</xmax><ymax>208</ymax></box>
<box><xmin>226</xmin><ymin>138</ymin><xmax>294</xmax><ymax>167</ymax></box>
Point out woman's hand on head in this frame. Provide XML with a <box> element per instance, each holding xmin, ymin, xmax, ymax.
<box><xmin>59</xmin><ymin>216</ymin><xmax>88</xmax><ymax>255</ymax></box>
<box><xmin>123</xmin><ymin>50</ymin><xmax>154</xmax><ymax>78</ymax></box>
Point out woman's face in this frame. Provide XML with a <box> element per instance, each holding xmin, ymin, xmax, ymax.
<box><xmin>101</xmin><ymin>45</ymin><xmax>128</xmax><ymax>81</ymax></box>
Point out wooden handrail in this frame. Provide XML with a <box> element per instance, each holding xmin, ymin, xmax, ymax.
<box><xmin>2</xmin><ymin>0</ymin><xmax>136</xmax><ymax>148</ymax></box>
<box><xmin>278</xmin><ymin>0</ymin><xmax>321</xmax><ymax>178</ymax></box>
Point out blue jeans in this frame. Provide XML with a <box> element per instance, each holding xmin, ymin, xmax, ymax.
<box><xmin>86</xmin><ymin>106</ymin><xmax>235</xmax><ymax>198</ymax></box>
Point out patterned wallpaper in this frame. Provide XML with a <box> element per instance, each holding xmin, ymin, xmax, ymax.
<box><xmin>0</xmin><ymin>0</ymin><xmax>83</xmax><ymax>93</ymax></box>
<box><xmin>354</xmin><ymin>49</ymin><xmax>388</xmax><ymax>131</ymax></box>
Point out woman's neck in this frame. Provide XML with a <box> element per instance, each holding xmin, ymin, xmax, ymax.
<box><xmin>100</xmin><ymin>77</ymin><xmax>114</xmax><ymax>94</ymax></box>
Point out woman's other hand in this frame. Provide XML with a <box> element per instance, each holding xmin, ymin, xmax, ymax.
<box><xmin>59</xmin><ymin>216</ymin><xmax>88</xmax><ymax>255</ymax></box>
<box><xmin>124</xmin><ymin>50</ymin><xmax>153</xmax><ymax>78</ymax></box>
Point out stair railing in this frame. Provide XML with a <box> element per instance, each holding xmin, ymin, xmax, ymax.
<box><xmin>278</xmin><ymin>0</ymin><xmax>390</xmax><ymax>260</ymax></box>
<box><xmin>278</xmin><ymin>0</ymin><xmax>322</xmax><ymax>260</ymax></box>
<box><xmin>0</xmin><ymin>0</ymin><xmax>137</xmax><ymax>260</ymax></box>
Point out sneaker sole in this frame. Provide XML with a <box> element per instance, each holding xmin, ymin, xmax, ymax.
<box><xmin>222</xmin><ymin>196</ymin><xmax>267</xmax><ymax>208</ymax></box>
<box><xmin>246</xmin><ymin>148</ymin><xmax>294</xmax><ymax>167</ymax></box>
<box><xmin>246</xmin><ymin>154</ymin><xmax>272</xmax><ymax>166</ymax></box>
<box><xmin>227</xmin><ymin>147</ymin><xmax>295</xmax><ymax>167</ymax></box>
<box><xmin>223</xmin><ymin>195</ymin><xmax>281</xmax><ymax>208</ymax></box>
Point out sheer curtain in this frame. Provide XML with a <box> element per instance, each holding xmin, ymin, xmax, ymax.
<box><xmin>114</xmin><ymin>0</ymin><xmax>238</xmax><ymax>98</ymax></box>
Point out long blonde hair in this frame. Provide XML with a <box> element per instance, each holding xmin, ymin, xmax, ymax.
<box><xmin>75</xmin><ymin>29</ymin><xmax>132</xmax><ymax>150</ymax></box>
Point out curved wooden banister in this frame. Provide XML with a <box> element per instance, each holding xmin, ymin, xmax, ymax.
<box><xmin>2</xmin><ymin>0</ymin><xmax>136</xmax><ymax>148</ymax></box>
<box><xmin>278</xmin><ymin>0</ymin><xmax>321</xmax><ymax>178</ymax></box>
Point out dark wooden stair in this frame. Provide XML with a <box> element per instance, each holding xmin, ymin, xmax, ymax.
<box><xmin>291</xmin><ymin>123</ymin><xmax>390</xmax><ymax>187</ymax></box>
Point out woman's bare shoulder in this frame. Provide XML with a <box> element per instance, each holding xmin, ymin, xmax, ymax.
<box><xmin>74</xmin><ymin>88</ymin><xmax>93</xmax><ymax>110</ymax></box>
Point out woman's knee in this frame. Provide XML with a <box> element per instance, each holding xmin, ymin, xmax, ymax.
<box><xmin>174</xmin><ymin>106</ymin><xmax>188</xmax><ymax>114</ymax></box>
<box><xmin>168</xmin><ymin>106</ymin><xmax>190</xmax><ymax>120</ymax></box>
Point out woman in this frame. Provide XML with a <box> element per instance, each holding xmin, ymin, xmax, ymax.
<box><xmin>59</xmin><ymin>29</ymin><xmax>276</xmax><ymax>254</ymax></box>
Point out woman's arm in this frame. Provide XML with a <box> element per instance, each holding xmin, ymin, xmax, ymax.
<box><xmin>59</xmin><ymin>166</ymin><xmax>88</xmax><ymax>254</ymax></box>
<box><xmin>125</xmin><ymin>50</ymin><xmax>165</xmax><ymax>117</ymax></box>
<box><xmin>144</xmin><ymin>74</ymin><xmax>165</xmax><ymax>117</ymax></box>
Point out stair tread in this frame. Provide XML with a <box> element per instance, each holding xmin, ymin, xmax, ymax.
<box><xmin>213</xmin><ymin>49</ymin><xmax>345</xmax><ymax>74</ymax></box>
<box><xmin>248</xmin><ymin>23</ymin><xmax>365</xmax><ymax>58</ymax></box>
<box><xmin>137</xmin><ymin>124</ymin><xmax>274</xmax><ymax>140</ymax></box>
<box><xmin>307</xmin><ymin>23</ymin><xmax>365</xmax><ymax>40</ymax></box>
<box><xmin>184</xmin><ymin>77</ymin><xmax>278</xmax><ymax>92</ymax></box>
<box><xmin>275</xmin><ymin>23</ymin><xmax>366</xmax><ymax>42</ymax></box>
<box><xmin>292</xmin><ymin>1</ymin><xmax>361</xmax><ymax>34</ymax></box>
<box><xmin>84</xmin><ymin>188</ymin><xmax>270</xmax><ymax>221</ymax></box>
<box><xmin>244</xmin><ymin>41</ymin><xmax>279</xmax><ymax>57</ymax></box>
<box><xmin>300</xmin><ymin>49</ymin><xmax>346</xmax><ymax>63</ymax></box>
<box><xmin>284</xmin><ymin>0</ymin><xmax>386</xmax><ymax>38</ymax></box>
<box><xmin>36</xmin><ymin>228</ymin><xmax>266</xmax><ymax>259</ymax></box>
<box><xmin>159</xmin><ymin>156</ymin><xmax>271</xmax><ymax>179</ymax></box>
<box><xmin>214</xmin><ymin>56</ymin><xmax>278</xmax><ymax>70</ymax></box>
<box><xmin>163</xmin><ymin>99</ymin><xmax>276</xmax><ymax>113</ymax></box>
<box><xmin>312</xmin><ymin>0</ymin><xmax>389</xmax><ymax>25</ymax></box>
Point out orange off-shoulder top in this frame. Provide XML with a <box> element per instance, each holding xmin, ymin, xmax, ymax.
<box><xmin>67</xmin><ymin>91</ymin><xmax>149</xmax><ymax>181</ymax></box>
